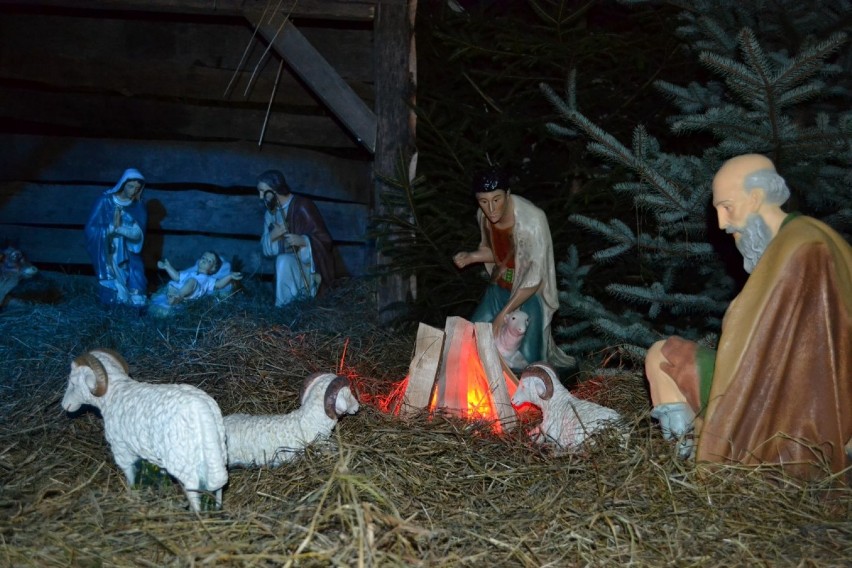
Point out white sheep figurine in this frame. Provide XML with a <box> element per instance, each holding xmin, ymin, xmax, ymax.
<box><xmin>61</xmin><ymin>348</ymin><xmax>229</xmax><ymax>511</ymax></box>
<box><xmin>224</xmin><ymin>372</ymin><xmax>360</xmax><ymax>468</ymax></box>
<box><xmin>495</xmin><ymin>309</ymin><xmax>529</xmax><ymax>370</ymax></box>
<box><xmin>511</xmin><ymin>362</ymin><xmax>624</xmax><ymax>453</ymax></box>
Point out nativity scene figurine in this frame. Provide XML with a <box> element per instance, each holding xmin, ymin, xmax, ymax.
<box><xmin>257</xmin><ymin>169</ymin><xmax>334</xmax><ymax>307</ymax></box>
<box><xmin>84</xmin><ymin>168</ymin><xmax>148</xmax><ymax>307</ymax></box>
<box><xmin>645</xmin><ymin>153</ymin><xmax>852</xmax><ymax>479</ymax></box>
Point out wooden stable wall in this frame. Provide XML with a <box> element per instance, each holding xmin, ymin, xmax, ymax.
<box><xmin>0</xmin><ymin>135</ymin><xmax>370</xmax><ymax>277</ymax></box>
<box><xmin>0</xmin><ymin>0</ymin><xmax>415</xmax><ymax>288</ymax></box>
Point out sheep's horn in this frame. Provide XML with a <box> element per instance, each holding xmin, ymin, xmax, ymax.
<box><xmin>323</xmin><ymin>375</ymin><xmax>350</xmax><ymax>419</ymax></box>
<box><xmin>299</xmin><ymin>371</ymin><xmax>332</xmax><ymax>405</ymax></box>
<box><xmin>520</xmin><ymin>362</ymin><xmax>555</xmax><ymax>400</ymax></box>
<box><xmin>74</xmin><ymin>352</ymin><xmax>109</xmax><ymax>397</ymax></box>
<box><xmin>89</xmin><ymin>348</ymin><xmax>130</xmax><ymax>374</ymax></box>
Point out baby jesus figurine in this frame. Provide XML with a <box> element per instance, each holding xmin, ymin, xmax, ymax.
<box><xmin>157</xmin><ymin>251</ymin><xmax>242</xmax><ymax>306</ymax></box>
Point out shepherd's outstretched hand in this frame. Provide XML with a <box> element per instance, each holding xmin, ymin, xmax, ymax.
<box><xmin>453</xmin><ymin>252</ymin><xmax>471</xmax><ymax>268</ymax></box>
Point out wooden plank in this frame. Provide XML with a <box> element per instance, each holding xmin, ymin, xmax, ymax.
<box><xmin>399</xmin><ymin>322</ymin><xmax>445</xmax><ymax>415</ymax></box>
<box><xmin>0</xmin><ymin>54</ymin><xmax>374</xmax><ymax>108</ymax></box>
<box><xmin>0</xmin><ymin>14</ymin><xmax>376</xmax><ymax>92</ymax></box>
<box><xmin>0</xmin><ymin>135</ymin><xmax>372</xmax><ymax>204</ymax></box>
<box><xmin>0</xmin><ymin>184</ymin><xmax>368</xmax><ymax>243</ymax></box>
<box><xmin>0</xmin><ymin>88</ymin><xmax>358</xmax><ymax>150</ymax></box>
<box><xmin>0</xmin><ymin>225</ymin><xmax>367</xmax><ymax>277</ymax></box>
<box><xmin>244</xmin><ymin>10</ymin><xmax>377</xmax><ymax>154</ymax></box>
<box><xmin>474</xmin><ymin>321</ymin><xmax>518</xmax><ymax>432</ymax></box>
<box><xmin>433</xmin><ymin>316</ymin><xmax>474</xmax><ymax>417</ymax></box>
<box><xmin>0</xmin><ymin>0</ymin><xmax>377</xmax><ymax>21</ymax></box>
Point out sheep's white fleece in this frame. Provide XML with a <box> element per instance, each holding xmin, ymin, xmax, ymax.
<box><xmin>511</xmin><ymin>363</ymin><xmax>624</xmax><ymax>452</ymax></box>
<box><xmin>61</xmin><ymin>349</ymin><xmax>228</xmax><ymax>511</ymax></box>
<box><xmin>224</xmin><ymin>373</ymin><xmax>360</xmax><ymax>468</ymax></box>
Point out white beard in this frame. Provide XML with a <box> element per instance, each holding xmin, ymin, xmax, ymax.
<box><xmin>727</xmin><ymin>214</ymin><xmax>773</xmax><ymax>274</ymax></box>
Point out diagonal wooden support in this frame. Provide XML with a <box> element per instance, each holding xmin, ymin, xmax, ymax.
<box><xmin>243</xmin><ymin>8</ymin><xmax>378</xmax><ymax>153</ymax></box>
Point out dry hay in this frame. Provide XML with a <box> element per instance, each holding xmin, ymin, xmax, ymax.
<box><xmin>0</xmin><ymin>273</ymin><xmax>849</xmax><ymax>567</ymax></box>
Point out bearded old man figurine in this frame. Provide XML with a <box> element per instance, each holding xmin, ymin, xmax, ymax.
<box><xmin>84</xmin><ymin>168</ymin><xmax>148</xmax><ymax>306</ymax></box>
<box><xmin>257</xmin><ymin>169</ymin><xmax>334</xmax><ymax>307</ymax></box>
<box><xmin>645</xmin><ymin>154</ymin><xmax>852</xmax><ymax>479</ymax></box>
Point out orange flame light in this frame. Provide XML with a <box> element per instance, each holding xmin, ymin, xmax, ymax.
<box><xmin>386</xmin><ymin>318</ymin><xmax>519</xmax><ymax>434</ymax></box>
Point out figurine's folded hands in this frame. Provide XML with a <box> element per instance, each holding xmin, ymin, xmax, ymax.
<box><xmin>112</xmin><ymin>223</ymin><xmax>141</xmax><ymax>240</ymax></box>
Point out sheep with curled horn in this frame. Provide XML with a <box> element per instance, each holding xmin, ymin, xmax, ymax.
<box><xmin>224</xmin><ymin>372</ymin><xmax>360</xmax><ymax>468</ymax></box>
<box><xmin>61</xmin><ymin>348</ymin><xmax>228</xmax><ymax>512</ymax></box>
<box><xmin>511</xmin><ymin>362</ymin><xmax>626</xmax><ymax>453</ymax></box>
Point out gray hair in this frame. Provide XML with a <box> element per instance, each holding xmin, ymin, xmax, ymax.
<box><xmin>743</xmin><ymin>168</ymin><xmax>790</xmax><ymax>205</ymax></box>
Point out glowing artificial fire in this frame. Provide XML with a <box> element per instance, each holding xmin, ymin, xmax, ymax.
<box><xmin>392</xmin><ymin>317</ymin><xmax>520</xmax><ymax>433</ymax></box>
<box><xmin>428</xmin><ymin>331</ymin><xmax>512</xmax><ymax>422</ymax></box>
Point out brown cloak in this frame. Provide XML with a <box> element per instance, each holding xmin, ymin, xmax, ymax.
<box><xmin>286</xmin><ymin>194</ymin><xmax>335</xmax><ymax>295</ymax></box>
<box><xmin>698</xmin><ymin>216</ymin><xmax>852</xmax><ymax>478</ymax></box>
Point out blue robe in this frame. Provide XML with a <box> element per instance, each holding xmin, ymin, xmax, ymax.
<box><xmin>84</xmin><ymin>169</ymin><xmax>147</xmax><ymax>303</ymax></box>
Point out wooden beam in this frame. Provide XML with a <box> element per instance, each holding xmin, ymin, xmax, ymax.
<box><xmin>0</xmin><ymin>0</ymin><xmax>377</xmax><ymax>21</ymax></box>
<box><xmin>243</xmin><ymin>9</ymin><xmax>377</xmax><ymax>154</ymax></box>
<box><xmin>373</xmin><ymin>0</ymin><xmax>416</xmax><ymax>323</ymax></box>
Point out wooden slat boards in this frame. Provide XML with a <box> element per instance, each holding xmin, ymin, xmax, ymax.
<box><xmin>0</xmin><ymin>6</ymin><xmax>375</xmax><ymax>151</ymax></box>
<box><xmin>0</xmin><ymin>135</ymin><xmax>371</xmax><ymax>277</ymax></box>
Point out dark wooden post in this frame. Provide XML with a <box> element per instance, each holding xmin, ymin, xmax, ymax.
<box><xmin>373</xmin><ymin>0</ymin><xmax>417</xmax><ymax>324</ymax></box>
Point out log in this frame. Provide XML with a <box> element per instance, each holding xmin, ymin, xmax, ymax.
<box><xmin>474</xmin><ymin>321</ymin><xmax>518</xmax><ymax>431</ymax></box>
<box><xmin>399</xmin><ymin>322</ymin><xmax>445</xmax><ymax>415</ymax></box>
<box><xmin>398</xmin><ymin>317</ymin><xmax>518</xmax><ymax>432</ymax></box>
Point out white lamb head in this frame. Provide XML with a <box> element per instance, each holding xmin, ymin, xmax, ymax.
<box><xmin>299</xmin><ymin>371</ymin><xmax>360</xmax><ymax>418</ymax></box>
<box><xmin>62</xmin><ymin>347</ymin><xmax>129</xmax><ymax>412</ymax></box>
<box><xmin>512</xmin><ymin>362</ymin><xmax>626</xmax><ymax>452</ymax></box>
<box><xmin>503</xmin><ymin>310</ymin><xmax>529</xmax><ymax>338</ymax></box>
<box><xmin>510</xmin><ymin>361</ymin><xmax>555</xmax><ymax>408</ymax></box>
<box><xmin>495</xmin><ymin>310</ymin><xmax>530</xmax><ymax>370</ymax></box>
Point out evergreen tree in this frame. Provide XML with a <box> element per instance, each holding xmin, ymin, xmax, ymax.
<box><xmin>542</xmin><ymin>0</ymin><xmax>852</xmax><ymax>370</ymax></box>
<box><xmin>371</xmin><ymin>1</ymin><xmax>692</xmax><ymax>326</ymax></box>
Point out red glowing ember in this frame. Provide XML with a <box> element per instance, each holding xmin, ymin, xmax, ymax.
<box><xmin>392</xmin><ymin>317</ymin><xmax>518</xmax><ymax>433</ymax></box>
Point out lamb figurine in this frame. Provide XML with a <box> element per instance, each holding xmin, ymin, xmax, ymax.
<box><xmin>224</xmin><ymin>372</ymin><xmax>360</xmax><ymax>468</ymax></box>
<box><xmin>495</xmin><ymin>309</ymin><xmax>530</xmax><ymax>370</ymax></box>
<box><xmin>511</xmin><ymin>362</ymin><xmax>624</xmax><ymax>453</ymax></box>
<box><xmin>61</xmin><ymin>348</ymin><xmax>229</xmax><ymax>512</ymax></box>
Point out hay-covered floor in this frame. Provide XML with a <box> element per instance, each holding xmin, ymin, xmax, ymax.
<box><xmin>1</xmin><ymin>273</ymin><xmax>849</xmax><ymax>567</ymax></box>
